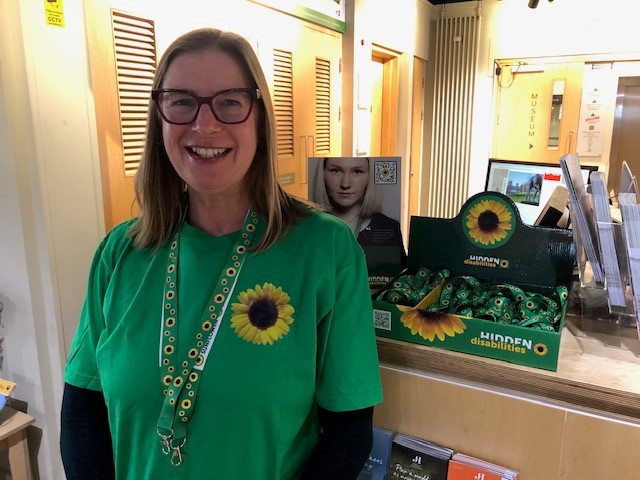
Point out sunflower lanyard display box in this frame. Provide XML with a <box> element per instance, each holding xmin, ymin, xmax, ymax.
<box><xmin>373</xmin><ymin>191</ymin><xmax>575</xmax><ymax>370</ymax></box>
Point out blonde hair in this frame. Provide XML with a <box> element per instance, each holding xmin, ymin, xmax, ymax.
<box><xmin>129</xmin><ymin>28</ymin><xmax>307</xmax><ymax>252</ymax></box>
<box><xmin>313</xmin><ymin>157</ymin><xmax>382</xmax><ymax>216</ymax></box>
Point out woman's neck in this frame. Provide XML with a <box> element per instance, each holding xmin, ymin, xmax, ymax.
<box><xmin>187</xmin><ymin>191</ymin><xmax>252</xmax><ymax>236</ymax></box>
<box><xmin>333</xmin><ymin>205</ymin><xmax>361</xmax><ymax>223</ymax></box>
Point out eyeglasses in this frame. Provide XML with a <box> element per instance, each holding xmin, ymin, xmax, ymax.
<box><xmin>151</xmin><ymin>88</ymin><xmax>261</xmax><ymax>125</ymax></box>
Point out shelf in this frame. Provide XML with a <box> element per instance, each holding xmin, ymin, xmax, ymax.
<box><xmin>376</xmin><ymin>312</ymin><xmax>640</xmax><ymax>423</ymax></box>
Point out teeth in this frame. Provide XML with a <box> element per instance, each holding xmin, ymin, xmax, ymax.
<box><xmin>192</xmin><ymin>147</ymin><xmax>227</xmax><ymax>158</ymax></box>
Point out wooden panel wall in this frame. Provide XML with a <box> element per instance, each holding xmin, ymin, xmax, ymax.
<box><xmin>374</xmin><ymin>366</ymin><xmax>640</xmax><ymax>480</ymax></box>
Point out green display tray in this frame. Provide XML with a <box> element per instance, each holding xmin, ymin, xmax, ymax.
<box><xmin>373</xmin><ymin>191</ymin><xmax>575</xmax><ymax>371</ymax></box>
<box><xmin>373</xmin><ymin>295</ymin><xmax>567</xmax><ymax>370</ymax></box>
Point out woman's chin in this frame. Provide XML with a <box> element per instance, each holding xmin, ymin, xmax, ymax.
<box><xmin>330</xmin><ymin>197</ymin><xmax>363</xmax><ymax>210</ymax></box>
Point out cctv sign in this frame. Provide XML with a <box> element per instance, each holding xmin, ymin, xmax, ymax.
<box><xmin>44</xmin><ymin>0</ymin><xmax>65</xmax><ymax>28</ymax></box>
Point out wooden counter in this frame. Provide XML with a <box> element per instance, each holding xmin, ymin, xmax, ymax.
<box><xmin>376</xmin><ymin>312</ymin><xmax>640</xmax><ymax>422</ymax></box>
<box><xmin>373</xmin><ymin>312</ymin><xmax>640</xmax><ymax>479</ymax></box>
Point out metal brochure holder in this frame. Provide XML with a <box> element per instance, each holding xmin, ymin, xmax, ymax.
<box><xmin>570</xmin><ymin>193</ymin><xmax>638</xmax><ymax>338</ymax></box>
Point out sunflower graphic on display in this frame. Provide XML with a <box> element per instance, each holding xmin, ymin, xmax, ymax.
<box><xmin>398</xmin><ymin>306</ymin><xmax>467</xmax><ymax>342</ymax></box>
<box><xmin>463</xmin><ymin>195</ymin><xmax>515</xmax><ymax>248</ymax></box>
<box><xmin>397</xmin><ymin>292</ymin><xmax>466</xmax><ymax>342</ymax></box>
<box><xmin>231</xmin><ymin>283</ymin><xmax>294</xmax><ymax>345</ymax></box>
<box><xmin>533</xmin><ymin>343</ymin><xmax>548</xmax><ymax>356</ymax></box>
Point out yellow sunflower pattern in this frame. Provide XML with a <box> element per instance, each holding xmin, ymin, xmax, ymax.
<box><xmin>397</xmin><ymin>306</ymin><xmax>467</xmax><ymax>342</ymax></box>
<box><xmin>533</xmin><ymin>343</ymin><xmax>548</xmax><ymax>356</ymax></box>
<box><xmin>465</xmin><ymin>198</ymin><xmax>513</xmax><ymax>246</ymax></box>
<box><xmin>231</xmin><ymin>283</ymin><xmax>294</xmax><ymax>345</ymax></box>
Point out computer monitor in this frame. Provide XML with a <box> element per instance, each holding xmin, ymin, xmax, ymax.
<box><xmin>484</xmin><ymin>158</ymin><xmax>598</xmax><ymax>225</ymax></box>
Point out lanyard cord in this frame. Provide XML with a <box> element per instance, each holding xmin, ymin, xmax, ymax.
<box><xmin>377</xmin><ymin>267</ymin><xmax>568</xmax><ymax>331</ymax></box>
<box><xmin>156</xmin><ymin>209</ymin><xmax>260</xmax><ymax>465</ymax></box>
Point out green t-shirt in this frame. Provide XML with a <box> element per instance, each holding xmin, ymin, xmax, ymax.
<box><xmin>64</xmin><ymin>210</ymin><xmax>383</xmax><ymax>479</ymax></box>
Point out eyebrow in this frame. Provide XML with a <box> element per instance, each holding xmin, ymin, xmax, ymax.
<box><xmin>157</xmin><ymin>87</ymin><xmax>253</xmax><ymax>95</ymax></box>
<box><xmin>326</xmin><ymin>162</ymin><xmax>368</xmax><ymax>170</ymax></box>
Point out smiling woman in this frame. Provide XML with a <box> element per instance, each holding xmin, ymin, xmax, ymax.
<box><xmin>60</xmin><ymin>28</ymin><xmax>382</xmax><ymax>480</ymax></box>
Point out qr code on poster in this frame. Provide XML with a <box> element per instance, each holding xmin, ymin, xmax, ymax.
<box><xmin>374</xmin><ymin>161</ymin><xmax>397</xmax><ymax>185</ymax></box>
<box><xmin>373</xmin><ymin>309</ymin><xmax>391</xmax><ymax>331</ymax></box>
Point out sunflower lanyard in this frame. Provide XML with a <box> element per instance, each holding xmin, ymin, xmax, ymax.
<box><xmin>156</xmin><ymin>209</ymin><xmax>260</xmax><ymax>466</ymax></box>
<box><xmin>377</xmin><ymin>268</ymin><xmax>568</xmax><ymax>331</ymax></box>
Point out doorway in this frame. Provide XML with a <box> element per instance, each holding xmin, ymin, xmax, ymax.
<box><xmin>608</xmin><ymin>76</ymin><xmax>640</xmax><ymax>193</ymax></box>
<box><xmin>370</xmin><ymin>49</ymin><xmax>399</xmax><ymax>157</ymax></box>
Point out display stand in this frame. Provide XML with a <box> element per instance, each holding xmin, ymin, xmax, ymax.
<box><xmin>569</xmin><ymin>196</ymin><xmax>639</xmax><ymax>336</ymax></box>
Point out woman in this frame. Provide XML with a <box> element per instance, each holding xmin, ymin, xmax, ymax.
<box><xmin>314</xmin><ymin>156</ymin><xmax>406</xmax><ymax>285</ymax></box>
<box><xmin>60</xmin><ymin>28</ymin><xmax>382</xmax><ymax>479</ymax></box>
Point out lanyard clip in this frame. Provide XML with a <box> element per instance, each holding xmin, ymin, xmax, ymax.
<box><xmin>170</xmin><ymin>437</ymin><xmax>186</xmax><ymax>466</ymax></box>
<box><xmin>170</xmin><ymin>446</ymin><xmax>183</xmax><ymax>466</ymax></box>
<box><xmin>157</xmin><ymin>428</ymin><xmax>173</xmax><ymax>455</ymax></box>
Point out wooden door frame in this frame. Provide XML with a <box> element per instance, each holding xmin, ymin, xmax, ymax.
<box><xmin>371</xmin><ymin>47</ymin><xmax>399</xmax><ymax>156</ymax></box>
<box><xmin>409</xmin><ymin>57</ymin><xmax>426</xmax><ymax>218</ymax></box>
<box><xmin>84</xmin><ymin>0</ymin><xmax>119</xmax><ymax>230</ymax></box>
<box><xmin>608</xmin><ymin>76</ymin><xmax>640</xmax><ymax>192</ymax></box>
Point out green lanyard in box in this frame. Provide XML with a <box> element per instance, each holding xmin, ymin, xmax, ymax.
<box><xmin>156</xmin><ymin>209</ymin><xmax>259</xmax><ymax>466</ymax></box>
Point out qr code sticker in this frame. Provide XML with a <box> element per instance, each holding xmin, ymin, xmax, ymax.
<box><xmin>374</xmin><ymin>161</ymin><xmax>397</xmax><ymax>185</ymax></box>
<box><xmin>373</xmin><ymin>309</ymin><xmax>391</xmax><ymax>331</ymax></box>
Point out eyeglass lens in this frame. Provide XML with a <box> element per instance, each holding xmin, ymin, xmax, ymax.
<box><xmin>155</xmin><ymin>89</ymin><xmax>254</xmax><ymax>125</ymax></box>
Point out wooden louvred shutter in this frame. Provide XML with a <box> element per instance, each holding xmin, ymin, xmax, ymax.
<box><xmin>314</xmin><ymin>57</ymin><xmax>331</xmax><ymax>155</ymax></box>
<box><xmin>111</xmin><ymin>10</ymin><xmax>156</xmax><ymax>175</ymax></box>
<box><xmin>273</xmin><ymin>48</ymin><xmax>294</xmax><ymax>158</ymax></box>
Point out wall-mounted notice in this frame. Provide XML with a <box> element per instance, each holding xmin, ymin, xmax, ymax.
<box><xmin>576</xmin><ymin>68</ymin><xmax>608</xmax><ymax>156</ymax></box>
<box><xmin>44</xmin><ymin>0</ymin><xmax>65</xmax><ymax>28</ymax></box>
<box><xmin>251</xmin><ymin>0</ymin><xmax>345</xmax><ymax>32</ymax></box>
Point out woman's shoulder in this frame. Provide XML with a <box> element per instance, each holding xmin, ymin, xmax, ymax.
<box><xmin>370</xmin><ymin>212</ymin><xmax>400</xmax><ymax>227</ymax></box>
<box><xmin>105</xmin><ymin>217</ymin><xmax>137</xmax><ymax>242</ymax></box>
<box><xmin>96</xmin><ymin>218</ymin><xmax>139</xmax><ymax>259</ymax></box>
<box><xmin>295</xmin><ymin>208</ymin><xmax>351</xmax><ymax>235</ymax></box>
<box><xmin>286</xmin><ymin>202</ymin><xmax>354</xmax><ymax>242</ymax></box>
<box><xmin>109</xmin><ymin>217</ymin><xmax>137</xmax><ymax>234</ymax></box>
<box><xmin>286</xmin><ymin>210</ymin><xmax>364</xmax><ymax>265</ymax></box>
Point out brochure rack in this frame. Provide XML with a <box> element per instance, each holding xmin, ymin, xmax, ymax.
<box><xmin>570</xmin><ymin>195</ymin><xmax>638</xmax><ymax>333</ymax></box>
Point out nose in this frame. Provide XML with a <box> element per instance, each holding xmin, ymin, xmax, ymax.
<box><xmin>340</xmin><ymin>174</ymin><xmax>352</xmax><ymax>190</ymax></box>
<box><xmin>191</xmin><ymin>102</ymin><xmax>223</xmax><ymax>134</ymax></box>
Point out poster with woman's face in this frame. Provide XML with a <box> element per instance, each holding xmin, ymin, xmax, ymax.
<box><xmin>308</xmin><ymin>156</ymin><xmax>404</xmax><ymax>290</ymax></box>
